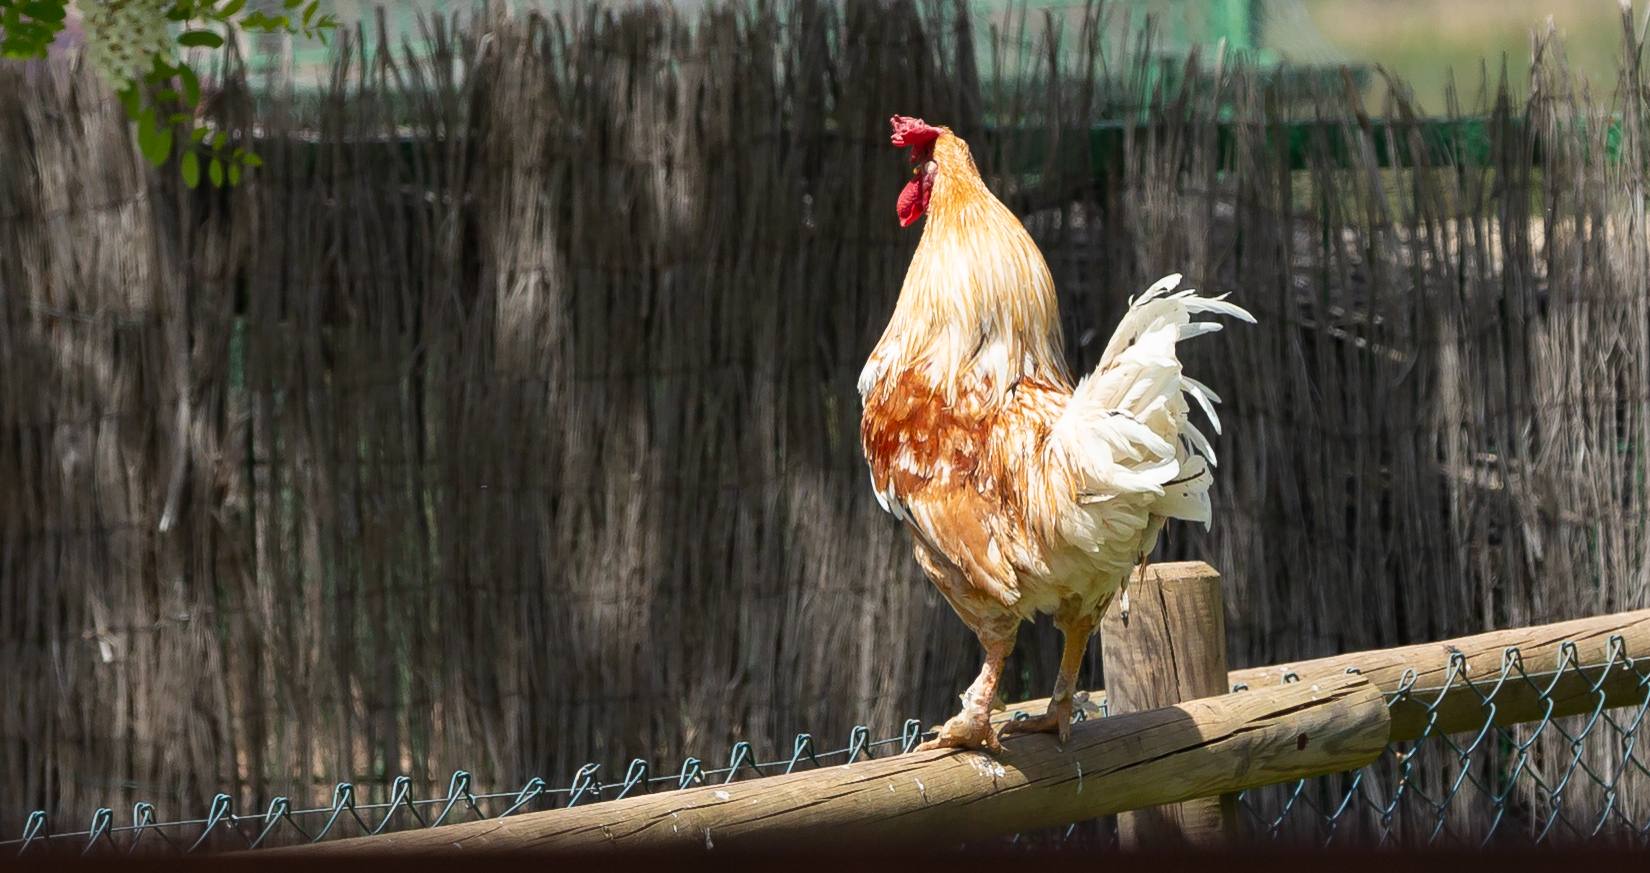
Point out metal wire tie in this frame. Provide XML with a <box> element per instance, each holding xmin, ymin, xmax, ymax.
<box><xmin>249</xmin><ymin>797</ymin><xmax>293</xmax><ymax>849</ymax></box>
<box><xmin>370</xmin><ymin>776</ymin><xmax>424</xmax><ymax>835</ymax></box>
<box><xmin>17</xmin><ymin>811</ymin><xmax>45</xmax><ymax>857</ymax></box>
<box><xmin>430</xmin><ymin>771</ymin><xmax>475</xmax><ymax>828</ymax></box>
<box><xmin>784</xmin><ymin>734</ymin><xmax>819</xmax><ymax>774</ymax></box>
<box><xmin>899</xmin><ymin>719</ymin><xmax>924</xmax><ymax>753</ymax></box>
<box><xmin>616</xmin><ymin>760</ymin><xmax>650</xmax><ymax>799</ymax></box>
<box><xmin>81</xmin><ymin>807</ymin><xmax>114</xmax><ymax>857</ymax></box>
<box><xmin>846</xmin><ymin>725</ymin><xmax>873</xmax><ymax>763</ymax></box>
<box><xmin>313</xmin><ymin>783</ymin><xmax>364</xmax><ymax>841</ymax></box>
<box><xmin>723</xmin><ymin>742</ymin><xmax>756</xmax><ymax>784</ymax></box>
<box><xmin>567</xmin><ymin>764</ymin><xmax>601</xmax><ymax>807</ymax></box>
<box><xmin>497</xmin><ymin>777</ymin><xmax>546</xmax><ymax>818</ymax></box>
<box><xmin>127</xmin><ymin>802</ymin><xmax>162</xmax><ymax>854</ymax></box>
<box><xmin>677</xmin><ymin>757</ymin><xmax>703</xmax><ymax>789</ymax></box>
<box><xmin>185</xmin><ymin>793</ymin><xmax>234</xmax><ymax>854</ymax></box>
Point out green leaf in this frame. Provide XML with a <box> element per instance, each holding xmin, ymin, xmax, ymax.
<box><xmin>181</xmin><ymin>151</ymin><xmax>201</xmax><ymax>188</ymax></box>
<box><xmin>118</xmin><ymin>86</ymin><xmax>143</xmax><ymax>118</ymax></box>
<box><xmin>228</xmin><ymin>163</ymin><xmax>242</xmax><ymax>185</ymax></box>
<box><xmin>217</xmin><ymin>0</ymin><xmax>246</xmax><ymax>17</ymax></box>
<box><xmin>192</xmin><ymin>127</ymin><xmax>211</xmax><ymax>144</ymax></box>
<box><xmin>209</xmin><ymin>157</ymin><xmax>224</xmax><ymax>187</ymax></box>
<box><xmin>21</xmin><ymin>2</ymin><xmax>68</xmax><ymax>22</ymax></box>
<box><xmin>137</xmin><ymin>122</ymin><xmax>173</xmax><ymax>167</ymax></box>
<box><xmin>242</xmin><ymin>153</ymin><xmax>264</xmax><ymax>168</ymax></box>
<box><xmin>283</xmin><ymin>0</ymin><xmax>302</xmax><ymax>8</ymax></box>
<box><xmin>178</xmin><ymin>64</ymin><xmax>201</xmax><ymax>106</ymax></box>
<box><xmin>240</xmin><ymin>10</ymin><xmax>289</xmax><ymax>32</ymax></box>
<box><xmin>146</xmin><ymin>56</ymin><xmax>177</xmax><ymax>81</ymax></box>
<box><xmin>178</xmin><ymin>30</ymin><xmax>225</xmax><ymax>48</ymax></box>
<box><xmin>212</xmin><ymin>131</ymin><xmax>228</xmax><ymax>150</ymax></box>
<box><xmin>0</xmin><ymin>14</ymin><xmax>52</xmax><ymax>56</ymax></box>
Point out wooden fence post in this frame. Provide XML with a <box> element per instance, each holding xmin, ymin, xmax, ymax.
<box><xmin>1099</xmin><ymin>560</ymin><xmax>1237</xmax><ymax>848</ymax></box>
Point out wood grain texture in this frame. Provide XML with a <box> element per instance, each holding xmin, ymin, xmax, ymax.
<box><xmin>1099</xmin><ymin>560</ymin><xmax>1235</xmax><ymax>847</ymax></box>
<box><xmin>265</xmin><ymin>674</ymin><xmax>1387</xmax><ymax>855</ymax></box>
<box><xmin>1001</xmin><ymin>608</ymin><xmax>1650</xmax><ymax>742</ymax></box>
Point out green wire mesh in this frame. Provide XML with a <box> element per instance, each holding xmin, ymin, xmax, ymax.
<box><xmin>1238</xmin><ymin>637</ymin><xmax>1650</xmax><ymax>846</ymax></box>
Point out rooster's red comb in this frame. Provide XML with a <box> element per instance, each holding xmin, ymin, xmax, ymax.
<box><xmin>890</xmin><ymin>115</ymin><xmax>942</xmax><ymax>148</ymax></box>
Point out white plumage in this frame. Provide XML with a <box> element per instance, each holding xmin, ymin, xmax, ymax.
<box><xmin>1051</xmin><ymin>273</ymin><xmax>1254</xmax><ymax>543</ymax></box>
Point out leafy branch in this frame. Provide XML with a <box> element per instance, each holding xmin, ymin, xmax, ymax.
<box><xmin>1</xmin><ymin>0</ymin><xmax>337</xmax><ymax>185</ymax></box>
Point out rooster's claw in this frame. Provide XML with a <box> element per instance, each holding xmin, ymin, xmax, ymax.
<box><xmin>996</xmin><ymin>698</ymin><xmax>1075</xmax><ymax>746</ymax></box>
<box><xmin>914</xmin><ymin>712</ymin><xmax>1002</xmax><ymax>754</ymax></box>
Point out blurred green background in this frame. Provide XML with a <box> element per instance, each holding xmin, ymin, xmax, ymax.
<box><xmin>245</xmin><ymin>1</ymin><xmax>1630</xmax><ymax>113</ymax></box>
<box><xmin>1293</xmin><ymin>0</ymin><xmax>1626</xmax><ymax>109</ymax></box>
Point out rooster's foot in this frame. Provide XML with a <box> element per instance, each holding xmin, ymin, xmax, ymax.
<box><xmin>997</xmin><ymin>697</ymin><xmax>1075</xmax><ymax>746</ymax></box>
<box><xmin>914</xmin><ymin>711</ymin><xmax>1001</xmax><ymax>754</ymax></box>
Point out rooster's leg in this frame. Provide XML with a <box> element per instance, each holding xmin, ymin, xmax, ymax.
<box><xmin>998</xmin><ymin>614</ymin><xmax>1098</xmax><ymax>745</ymax></box>
<box><xmin>916</xmin><ymin>635</ymin><xmax>1014</xmax><ymax>753</ymax></box>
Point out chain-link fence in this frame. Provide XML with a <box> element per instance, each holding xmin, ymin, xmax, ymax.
<box><xmin>1241</xmin><ymin>635</ymin><xmax>1650</xmax><ymax>846</ymax></box>
<box><xmin>9</xmin><ymin>629</ymin><xmax>1647</xmax><ymax>856</ymax></box>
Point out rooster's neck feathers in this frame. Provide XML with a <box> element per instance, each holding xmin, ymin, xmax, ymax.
<box><xmin>860</xmin><ymin>132</ymin><xmax>1069</xmax><ymax>403</ymax></box>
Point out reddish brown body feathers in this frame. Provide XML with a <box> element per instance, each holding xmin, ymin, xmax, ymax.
<box><xmin>861</xmin><ymin>369</ymin><xmax>1074</xmax><ymax>625</ymax></box>
<box><xmin>861</xmin><ymin>369</ymin><xmax>990</xmax><ymax>500</ymax></box>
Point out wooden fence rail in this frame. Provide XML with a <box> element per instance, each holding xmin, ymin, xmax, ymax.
<box><xmin>266</xmin><ymin>672</ymin><xmax>1388</xmax><ymax>855</ymax></box>
<box><xmin>250</xmin><ymin>573</ymin><xmax>1650</xmax><ymax>856</ymax></box>
<box><xmin>998</xmin><ymin>604</ymin><xmax>1650</xmax><ymax>742</ymax></box>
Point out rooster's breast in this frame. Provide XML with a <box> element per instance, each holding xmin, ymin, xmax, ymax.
<box><xmin>860</xmin><ymin>368</ymin><xmax>990</xmax><ymax>506</ymax></box>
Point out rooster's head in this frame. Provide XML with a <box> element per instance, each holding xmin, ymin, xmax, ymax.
<box><xmin>889</xmin><ymin>115</ymin><xmax>948</xmax><ymax>227</ymax></box>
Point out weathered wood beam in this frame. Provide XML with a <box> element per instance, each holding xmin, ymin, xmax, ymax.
<box><xmin>265</xmin><ymin>673</ymin><xmax>1387</xmax><ymax>855</ymax></box>
<box><xmin>1099</xmin><ymin>561</ymin><xmax>1236</xmax><ymax>847</ymax></box>
<box><xmin>997</xmin><ymin>608</ymin><xmax>1650</xmax><ymax>743</ymax></box>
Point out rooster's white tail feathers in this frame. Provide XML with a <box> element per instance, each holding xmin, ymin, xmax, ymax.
<box><xmin>1048</xmin><ymin>273</ymin><xmax>1252</xmax><ymax>541</ymax></box>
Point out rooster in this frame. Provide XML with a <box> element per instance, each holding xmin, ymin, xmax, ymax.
<box><xmin>861</xmin><ymin>116</ymin><xmax>1253</xmax><ymax>752</ymax></box>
